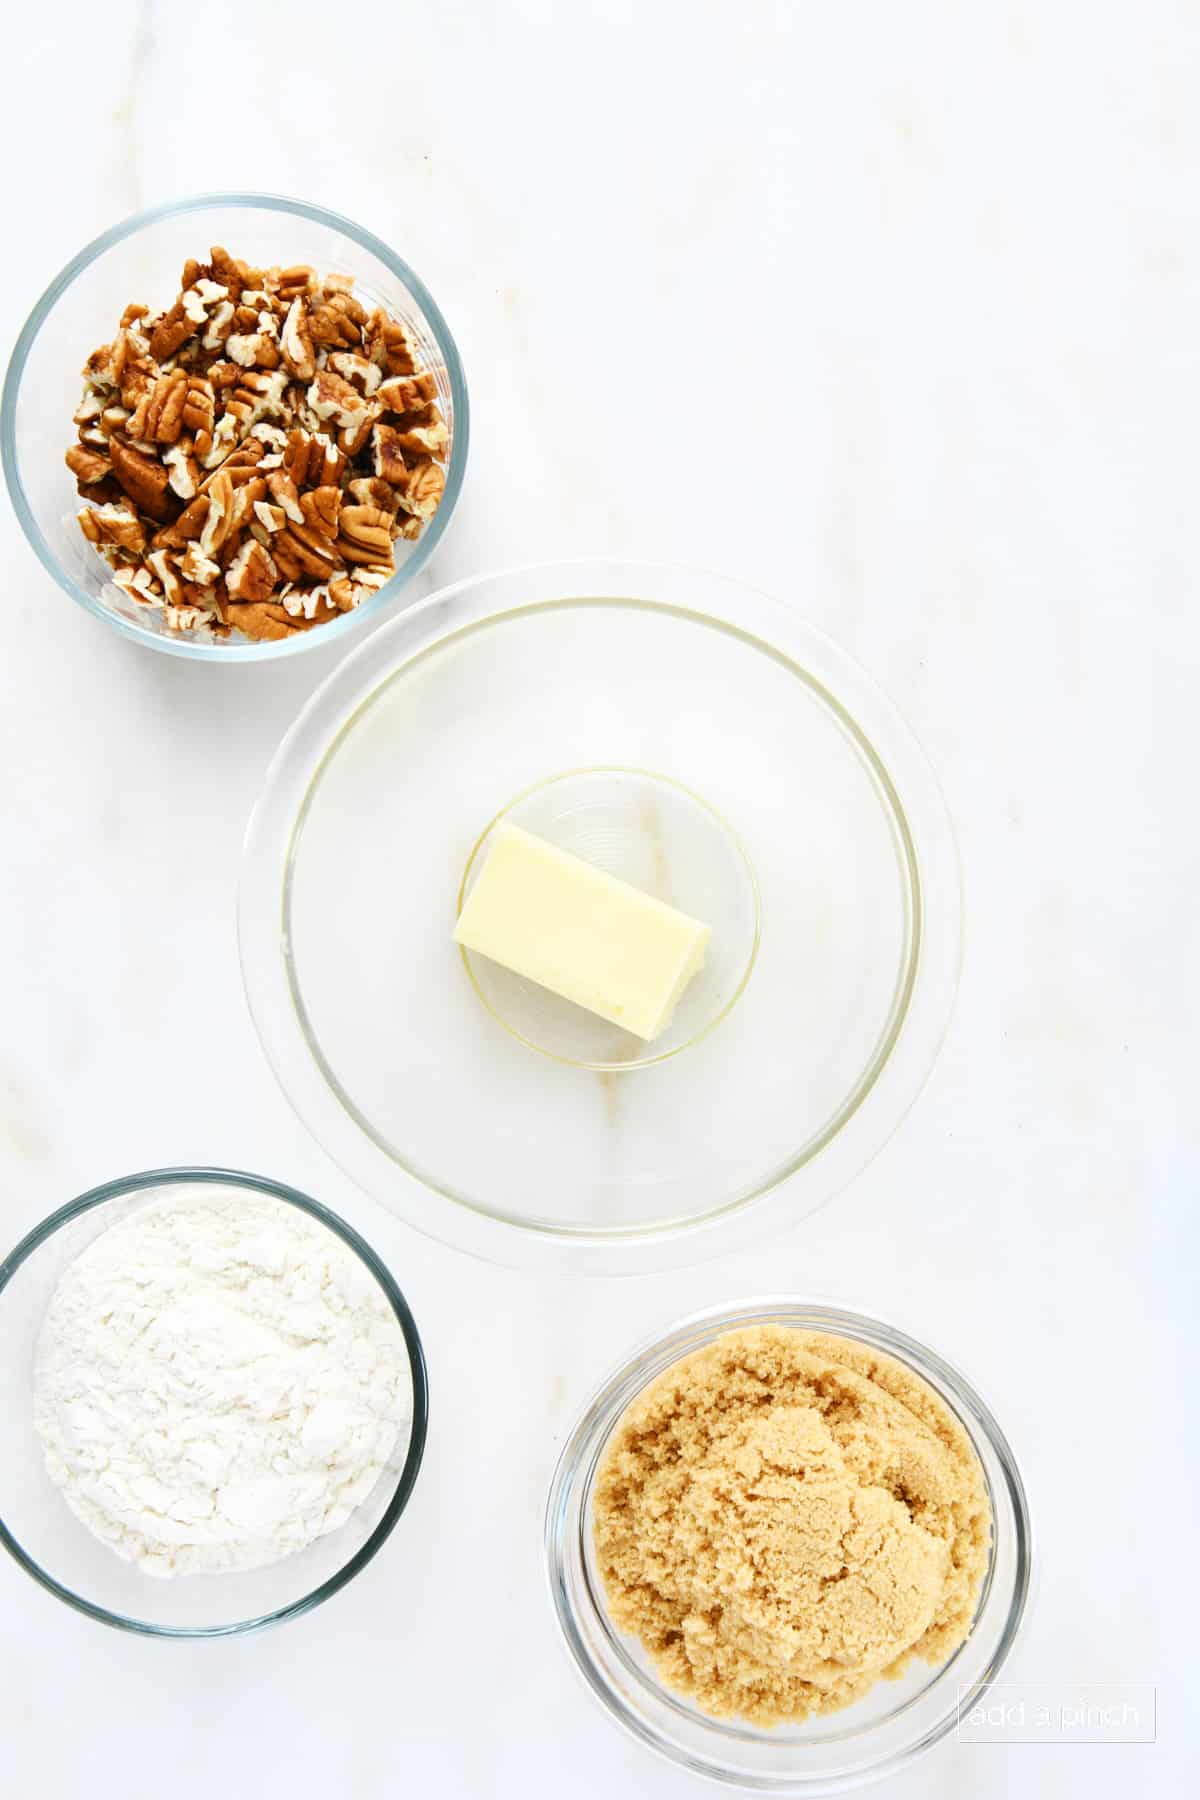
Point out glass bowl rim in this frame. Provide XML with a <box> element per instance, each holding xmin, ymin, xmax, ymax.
<box><xmin>0</xmin><ymin>1164</ymin><xmax>430</xmax><ymax>1638</ymax></box>
<box><xmin>238</xmin><ymin>558</ymin><xmax>964</xmax><ymax>1274</ymax></box>
<box><xmin>543</xmin><ymin>1296</ymin><xmax>1033</xmax><ymax>1792</ymax></box>
<box><xmin>0</xmin><ymin>189</ymin><xmax>470</xmax><ymax>663</ymax></box>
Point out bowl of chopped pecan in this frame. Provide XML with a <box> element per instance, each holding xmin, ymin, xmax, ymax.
<box><xmin>1</xmin><ymin>194</ymin><xmax>468</xmax><ymax>655</ymax></box>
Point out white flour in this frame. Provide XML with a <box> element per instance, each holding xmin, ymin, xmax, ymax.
<box><xmin>33</xmin><ymin>1191</ymin><xmax>412</xmax><ymax>1578</ymax></box>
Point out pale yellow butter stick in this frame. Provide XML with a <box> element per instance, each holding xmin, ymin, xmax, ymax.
<box><xmin>454</xmin><ymin>822</ymin><xmax>711</xmax><ymax>1042</ymax></box>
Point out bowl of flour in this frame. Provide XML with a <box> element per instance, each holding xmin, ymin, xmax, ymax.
<box><xmin>0</xmin><ymin>1168</ymin><xmax>428</xmax><ymax>1634</ymax></box>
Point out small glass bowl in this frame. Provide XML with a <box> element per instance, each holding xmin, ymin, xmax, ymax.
<box><xmin>0</xmin><ymin>1167</ymin><xmax>428</xmax><ymax>1637</ymax></box>
<box><xmin>1</xmin><ymin>192</ymin><xmax>468</xmax><ymax>660</ymax></box>
<box><xmin>457</xmin><ymin>766</ymin><xmax>762</xmax><ymax>1070</ymax></box>
<box><xmin>545</xmin><ymin>1300</ymin><xmax>1032</xmax><ymax>1793</ymax></box>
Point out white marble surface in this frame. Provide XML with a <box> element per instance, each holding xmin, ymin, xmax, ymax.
<box><xmin>0</xmin><ymin>3</ymin><xmax>1192</xmax><ymax>1795</ymax></box>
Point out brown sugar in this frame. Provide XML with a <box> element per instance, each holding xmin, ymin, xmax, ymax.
<box><xmin>592</xmin><ymin>1325</ymin><xmax>991</xmax><ymax>1725</ymax></box>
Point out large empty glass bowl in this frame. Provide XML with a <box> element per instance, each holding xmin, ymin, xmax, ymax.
<box><xmin>239</xmin><ymin>562</ymin><xmax>961</xmax><ymax>1271</ymax></box>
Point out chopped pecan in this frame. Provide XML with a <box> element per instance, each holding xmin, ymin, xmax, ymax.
<box><xmin>208</xmin><ymin>246</ymin><xmax>250</xmax><ymax>301</ymax></box>
<box><xmin>350</xmin><ymin>561</ymin><xmax>395</xmax><ymax>595</ymax></box>
<box><xmin>398</xmin><ymin>458</ymin><xmax>446</xmax><ymax>519</ymax></box>
<box><xmin>271</xmin><ymin>522</ymin><xmax>340</xmax><ymax>583</ymax></box>
<box><xmin>179</xmin><ymin>542</ymin><xmax>222</xmax><ymax>585</ymax></box>
<box><xmin>76</xmin><ymin>475</ymin><xmax>125</xmax><ymax>508</ymax></box>
<box><xmin>224</xmin><ymin>367</ymin><xmax>289</xmax><ymax>427</ymax></box>
<box><xmin>266</xmin><ymin>469</ymin><xmax>305</xmax><ymax>524</ymax></box>
<box><xmin>337</xmin><ymin>405</ymin><xmax>380</xmax><ymax>458</ymax></box>
<box><xmin>147</xmin><ymin>548</ymin><xmax>185</xmax><ymax>606</ymax></box>
<box><xmin>280</xmin><ymin>298</ymin><xmax>316</xmax><ymax>380</ymax></box>
<box><xmin>346</xmin><ymin>475</ymin><xmax>400</xmax><ymax>516</ymax></box>
<box><xmin>78</xmin><ymin>502</ymin><xmax>146</xmax><ymax>554</ymax></box>
<box><xmin>371</xmin><ymin>423</ymin><xmax>409</xmax><ymax>488</ymax></box>
<box><xmin>274</xmin><ymin>265</ymin><xmax>316</xmax><ymax>302</ymax></box>
<box><xmin>202</xmin><ymin>300</ymin><xmax>236</xmax><ymax>353</ymax></box>
<box><xmin>252</xmin><ymin>500</ymin><xmax>287</xmax><ymax>534</ymax></box>
<box><xmin>198</xmin><ymin>440</ymin><xmax>264</xmax><ymax>493</ymax></box>
<box><xmin>301</xmin><ymin>485</ymin><xmax>341</xmax><ymax>539</ymax></box>
<box><xmin>327</xmin><ymin>351</ymin><xmax>381</xmax><ymax>395</ymax></box>
<box><xmin>392</xmin><ymin>407</ymin><xmax>449</xmax><ymax>458</ymax></box>
<box><xmin>337</xmin><ymin>504</ymin><xmax>394</xmax><ymax>566</ymax></box>
<box><xmin>225</xmin><ymin>538</ymin><xmax>279</xmax><ymax>604</ymax></box>
<box><xmin>66</xmin><ymin>444</ymin><xmax>113</xmax><ymax>486</ymax></box>
<box><xmin>306</xmin><ymin>370</ymin><xmax>367</xmax><ymax>431</ymax></box>
<box><xmin>128</xmin><ymin>368</ymin><xmax>191</xmax><ymax>444</ymax></box>
<box><xmin>82</xmin><ymin>343</ymin><xmax>117</xmax><ymax>388</ymax></box>
<box><xmin>149</xmin><ymin>302</ymin><xmax>195</xmax><ymax>363</ymax></box>
<box><xmin>308</xmin><ymin>291</ymin><xmax>366</xmax><ymax>348</ymax></box>
<box><xmin>74</xmin><ymin>390</ymin><xmax>105</xmax><ymax>426</ymax></box>
<box><xmin>182</xmin><ymin>375</ymin><xmax>215</xmax><ymax>440</ymax></box>
<box><xmin>109</xmin><ymin>437</ymin><xmax>174</xmax><ymax>521</ymax></box>
<box><xmin>163</xmin><ymin>443</ymin><xmax>200</xmax><ymax>499</ymax></box>
<box><xmin>228</xmin><ymin>475</ymin><xmax>269</xmax><ymax>535</ymax></box>
<box><xmin>224</xmin><ymin>599</ymin><xmax>314</xmax><ymax>640</ymax></box>
<box><xmin>376</xmin><ymin>372</ymin><xmax>437</xmax><ymax>414</ymax></box>
<box><xmin>199</xmin><ymin>470</ymin><xmax>236</xmax><ymax>558</ymax></box>
<box><xmin>281</xmin><ymin>427</ymin><xmax>344</xmax><ymax>488</ymax></box>
<box><xmin>363</xmin><ymin>309</ymin><xmax>417</xmax><ymax>374</ymax></box>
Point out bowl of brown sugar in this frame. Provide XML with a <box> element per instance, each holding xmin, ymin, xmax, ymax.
<box><xmin>545</xmin><ymin>1300</ymin><xmax>1032</xmax><ymax>1793</ymax></box>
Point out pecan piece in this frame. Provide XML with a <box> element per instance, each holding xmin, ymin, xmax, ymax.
<box><xmin>280</xmin><ymin>298</ymin><xmax>316</xmax><ymax>381</ymax></box>
<box><xmin>199</xmin><ymin>470</ymin><xmax>236</xmax><ymax>558</ymax></box>
<box><xmin>308</xmin><ymin>291</ymin><xmax>366</xmax><ymax>348</ymax></box>
<box><xmin>392</xmin><ymin>407</ymin><xmax>449</xmax><ymax>458</ymax></box>
<box><xmin>306</xmin><ymin>371</ymin><xmax>367</xmax><ymax>431</ymax></box>
<box><xmin>371</xmin><ymin>423</ymin><xmax>409</xmax><ymax>488</ymax></box>
<box><xmin>300</xmin><ymin>485</ymin><xmax>341</xmax><ymax>539</ymax></box>
<box><xmin>327</xmin><ymin>351</ymin><xmax>381</xmax><ymax>395</ymax></box>
<box><xmin>149</xmin><ymin>301</ymin><xmax>195</xmax><ymax>363</ymax></box>
<box><xmin>271</xmin><ymin>523</ymin><xmax>340</xmax><ymax>583</ymax></box>
<box><xmin>337</xmin><ymin>504</ymin><xmax>395</xmax><ymax>566</ymax></box>
<box><xmin>109</xmin><ymin>436</ymin><xmax>174</xmax><ymax>521</ymax></box>
<box><xmin>280</xmin><ymin>427</ymin><xmax>344</xmax><ymax>488</ymax></box>
<box><xmin>266</xmin><ymin>469</ymin><xmax>305</xmax><ymax>524</ymax></box>
<box><xmin>179</xmin><ymin>542</ymin><xmax>222</xmax><ymax>585</ymax></box>
<box><xmin>225</xmin><ymin>538</ymin><xmax>279</xmax><ymax>604</ymax></box>
<box><xmin>228</xmin><ymin>475</ymin><xmax>269</xmax><ymax>535</ymax></box>
<box><xmin>225</xmin><ymin>600</ymin><xmax>313</xmax><ymax>641</ymax></box>
<box><xmin>346</xmin><ymin>475</ymin><xmax>400</xmax><ymax>516</ymax></box>
<box><xmin>128</xmin><ymin>368</ymin><xmax>191</xmax><ymax>445</ymax></box>
<box><xmin>273</xmin><ymin>266</ymin><xmax>316</xmax><ymax>303</ymax></box>
<box><xmin>337</xmin><ymin>406</ymin><xmax>380</xmax><ymax>458</ymax></box>
<box><xmin>376</xmin><ymin>372</ymin><xmax>437</xmax><ymax>414</ymax></box>
<box><xmin>363</xmin><ymin>310</ymin><xmax>417</xmax><ymax>374</ymax></box>
<box><xmin>78</xmin><ymin>502</ymin><xmax>145</xmax><ymax>555</ymax></box>
<box><xmin>398</xmin><ymin>458</ymin><xmax>446</xmax><ymax>520</ymax></box>
<box><xmin>208</xmin><ymin>246</ymin><xmax>249</xmax><ymax>301</ymax></box>
<box><xmin>66</xmin><ymin>444</ymin><xmax>112</xmax><ymax>486</ymax></box>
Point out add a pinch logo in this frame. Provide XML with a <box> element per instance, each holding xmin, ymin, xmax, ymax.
<box><xmin>956</xmin><ymin>1684</ymin><xmax>1156</xmax><ymax>1743</ymax></box>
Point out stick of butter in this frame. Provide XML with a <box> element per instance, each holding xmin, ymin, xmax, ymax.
<box><xmin>454</xmin><ymin>822</ymin><xmax>712</xmax><ymax>1042</ymax></box>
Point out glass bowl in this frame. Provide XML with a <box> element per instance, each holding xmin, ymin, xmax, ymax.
<box><xmin>545</xmin><ymin>1299</ymin><xmax>1032</xmax><ymax>1793</ymax></box>
<box><xmin>239</xmin><ymin>560</ymin><xmax>962</xmax><ymax>1273</ymax></box>
<box><xmin>0</xmin><ymin>1168</ymin><xmax>428</xmax><ymax>1636</ymax></box>
<box><xmin>1</xmin><ymin>192</ymin><xmax>468</xmax><ymax>660</ymax></box>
